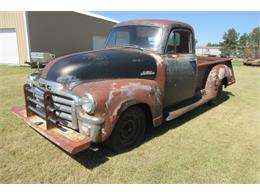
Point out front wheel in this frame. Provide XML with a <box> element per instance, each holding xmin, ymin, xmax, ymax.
<box><xmin>106</xmin><ymin>106</ymin><xmax>146</xmax><ymax>153</ymax></box>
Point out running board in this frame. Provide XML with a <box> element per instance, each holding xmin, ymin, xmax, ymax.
<box><xmin>165</xmin><ymin>95</ymin><xmax>213</xmax><ymax>121</ymax></box>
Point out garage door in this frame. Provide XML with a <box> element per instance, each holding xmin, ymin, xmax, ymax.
<box><xmin>0</xmin><ymin>28</ymin><xmax>19</xmax><ymax>64</ymax></box>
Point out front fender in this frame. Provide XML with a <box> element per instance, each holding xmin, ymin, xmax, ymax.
<box><xmin>72</xmin><ymin>79</ymin><xmax>163</xmax><ymax>142</ymax></box>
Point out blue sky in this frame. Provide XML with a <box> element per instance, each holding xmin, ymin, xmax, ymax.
<box><xmin>94</xmin><ymin>12</ymin><xmax>260</xmax><ymax>46</ymax></box>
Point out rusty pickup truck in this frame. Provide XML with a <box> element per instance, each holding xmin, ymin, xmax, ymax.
<box><xmin>12</xmin><ymin>20</ymin><xmax>235</xmax><ymax>154</ymax></box>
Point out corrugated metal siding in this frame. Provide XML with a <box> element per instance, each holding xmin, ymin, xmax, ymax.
<box><xmin>0</xmin><ymin>11</ymin><xmax>28</xmax><ymax>64</ymax></box>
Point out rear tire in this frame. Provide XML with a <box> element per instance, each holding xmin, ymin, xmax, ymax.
<box><xmin>207</xmin><ymin>84</ymin><xmax>223</xmax><ymax>106</ymax></box>
<box><xmin>106</xmin><ymin>106</ymin><xmax>146</xmax><ymax>153</ymax></box>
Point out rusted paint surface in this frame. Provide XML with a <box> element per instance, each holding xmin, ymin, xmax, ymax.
<box><xmin>204</xmin><ymin>64</ymin><xmax>235</xmax><ymax>97</ymax></box>
<box><xmin>197</xmin><ymin>56</ymin><xmax>233</xmax><ymax>67</ymax></box>
<box><xmin>72</xmin><ymin>78</ymin><xmax>163</xmax><ymax>142</ymax></box>
<box><xmin>24</xmin><ymin>84</ymin><xmax>35</xmax><ymax>117</ymax></box>
<box><xmin>11</xmin><ymin>106</ymin><xmax>91</xmax><ymax>154</ymax></box>
<box><xmin>24</xmin><ymin>47</ymin><xmax>166</xmax><ymax>144</ymax></box>
<box><xmin>70</xmin><ymin>51</ymin><xmax>166</xmax><ymax>142</ymax></box>
<box><xmin>166</xmin><ymin>62</ymin><xmax>235</xmax><ymax>121</ymax></box>
<box><xmin>11</xmin><ymin>19</ymin><xmax>237</xmax><ymax>153</ymax></box>
<box><xmin>196</xmin><ymin>57</ymin><xmax>235</xmax><ymax>94</ymax></box>
<box><xmin>24</xmin><ymin>83</ymin><xmax>58</xmax><ymax>130</ymax></box>
<box><xmin>114</xmin><ymin>19</ymin><xmax>193</xmax><ymax>29</ymax></box>
<box><xmin>23</xmin><ymin>50</ymin><xmax>236</xmax><ymax>145</ymax></box>
<box><xmin>166</xmin><ymin>93</ymin><xmax>212</xmax><ymax>121</ymax></box>
<box><xmin>149</xmin><ymin>52</ymin><xmax>166</xmax><ymax>98</ymax></box>
<box><xmin>43</xmin><ymin>91</ymin><xmax>58</xmax><ymax>129</ymax></box>
<box><xmin>196</xmin><ymin>65</ymin><xmax>208</xmax><ymax>92</ymax></box>
<box><xmin>243</xmin><ymin>59</ymin><xmax>260</xmax><ymax>66</ymax></box>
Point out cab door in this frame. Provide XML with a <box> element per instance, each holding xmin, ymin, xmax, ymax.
<box><xmin>163</xmin><ymin>29</ymin><xmax>197</xmax><ymax>107</ymax></box>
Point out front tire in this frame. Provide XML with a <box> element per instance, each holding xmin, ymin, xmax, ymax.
<box><xmin>106</xmin><ymin>106</ymin><xmax>146</xmax><ymax>153</ymax></box>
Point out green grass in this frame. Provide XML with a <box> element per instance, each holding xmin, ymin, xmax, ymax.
<box><xmin>0</xmin><ymin>63</ymin><xmax>259</xmax><ymax>183</ymax></box>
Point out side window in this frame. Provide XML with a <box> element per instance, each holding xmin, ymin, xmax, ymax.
<box><xmin>165</xmin><ymin>30</ymin><xmax>193</xmax><ymax>54</ymax></box>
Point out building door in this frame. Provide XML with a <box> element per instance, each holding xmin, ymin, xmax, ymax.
<box><xmin>0</xmin><ymin>28</ymin><xmax>19</xmax><ymax>64</ymax></box>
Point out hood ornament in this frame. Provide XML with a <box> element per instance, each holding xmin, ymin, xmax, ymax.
<box><xmin>56</xmin><ymin>75</ymin><xmax>80</xmax><ymax>89</ymax></box>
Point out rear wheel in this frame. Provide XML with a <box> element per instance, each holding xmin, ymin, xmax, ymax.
<box><xmin>208</xmin><ymin>84</ymin><xmax>223</xmax><ymax>106</ymax></box>
<box><xmin>106</xmin><ymin>106</ymin><xmax>146</xmax><ymax>153</ymax></box>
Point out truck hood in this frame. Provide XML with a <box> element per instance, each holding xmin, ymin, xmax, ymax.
<box><xmin>41</xmin><ymin>48</ymin><xmax>157</xmax><ymax>86</ymax></box>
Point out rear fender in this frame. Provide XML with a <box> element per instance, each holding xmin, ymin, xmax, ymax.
<box><xmin>205</xmin><ymin>64</ymin><xmax>234</xmax><ymax>97</ymax></box>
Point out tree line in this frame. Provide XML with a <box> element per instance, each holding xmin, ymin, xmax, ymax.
<box><xmin>207</xmin><ymin>27</ymin><xmax>260</xmax><ymax>58</ymax></box>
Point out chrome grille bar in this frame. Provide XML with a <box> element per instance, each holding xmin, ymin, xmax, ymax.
<box><xmin>28</xmin><ymin>82</ymin><xmax>78</xmax><ymax>130</ymax></box>
<box><xmin>52</xmin><ymin>95</ymin><xmax>73</xmax><ymax>106</ymax></box>
<box><xmin>28</xmin><ymin>105</ymin><xmax>45</xmax><ymax>118</ymax></box>
<box><xmin>54</xmin><ymin>103</ymin><xmax>72</xmax><ymax>113</ymax></box>
<box><xmin>55</xmin><ymin>111</ymin><xmax>73</xmax><ymax>121</ymax></box>
<box><xmin>27</xmin><ymin>97</ymin><xmax>44</xmax><ymax>108</ymax></box>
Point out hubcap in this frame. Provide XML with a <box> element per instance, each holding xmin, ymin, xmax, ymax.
<box><xmin>119</xmin><ymin>116</ymin><xmax>140</xmax><ymax>147</ymax></box>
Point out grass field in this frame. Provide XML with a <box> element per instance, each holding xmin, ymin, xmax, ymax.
<box><xmin>0</xmin><ymin>63</ymin><xmax>259</xmax><ymax>183</ymax></box>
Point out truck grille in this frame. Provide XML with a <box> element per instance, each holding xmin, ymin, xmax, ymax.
<box><xmin>27</xmin><ymin>84</ymin><xmax>78</xmax><ymax>129</ymax></box>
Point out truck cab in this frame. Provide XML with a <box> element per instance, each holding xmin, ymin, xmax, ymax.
<box><xmin>106</xmin><ymin>21</ymin><xmax>198</xmax><ymax>107</ymax></box>
<box><xmin>12</xmin><ymin>20</ymin><xmax>235</xmax><ymax>154</ymax></box>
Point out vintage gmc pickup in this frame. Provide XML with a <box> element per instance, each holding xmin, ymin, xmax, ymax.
<box><xmin>12</xmin><ymin>20</ymin><xmax>235</xmax><ymax>154</ymax></box>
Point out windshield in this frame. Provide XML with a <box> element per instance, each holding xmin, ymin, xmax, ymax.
<box><xmin>105</xmin><ymin>25</ymin><xmax>163</xmax><ymax>52</ymax></box>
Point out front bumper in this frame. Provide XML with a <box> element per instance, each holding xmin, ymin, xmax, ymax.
<box><xmin>11</xmin><ymin>82</ymin><xmax>104</xmax><ymax>155</ymax></box>
<box><xmin>11</xmin><ymin>106</ymin><xmax>91</xmax><ymax>154</ymax></box>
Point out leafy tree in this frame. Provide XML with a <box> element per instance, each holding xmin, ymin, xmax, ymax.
<box><xmin>237</xmin><ymin>27</ymin><xmax>260</xmax><ymax>58</ymax></box>
<box><xmin>206</xmin><ymin>42</ymin><xmax>221</xmax><ymax>47</ymax></box>
<box><xmin>221</xmin><ymin>28</ymin><xmax>240</xmax><ymax>57</ymax></box>
<box><xmin>238</xmin><ymin>33</ymin><xmax>251</xmax><ymax>57</ymax></box>
<box><xmin>250</xmin><ymin>27</ymin><xmax>260</xmax><ymax>58</ymax></box>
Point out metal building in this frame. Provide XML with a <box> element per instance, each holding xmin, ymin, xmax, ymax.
<box><xmin>0</xmin><ymin>11</ymin><xmax>118</xmax><ymax>65</ymax></box>
<box><xmin>196</xmin><ymin>46</ymin><xmax>223</xmax><ymax>57</ymax></box>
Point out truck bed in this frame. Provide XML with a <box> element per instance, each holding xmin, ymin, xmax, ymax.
<box><xmin>197</xmin><ymin>56</ymin><xmax>232</xmax><ymax>67</ymax></box>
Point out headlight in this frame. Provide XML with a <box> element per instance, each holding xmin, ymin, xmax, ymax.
<box><xmin>80</xmin><ymin>93</ymin><xmax>96</xmax><ymax>114</ymax></box>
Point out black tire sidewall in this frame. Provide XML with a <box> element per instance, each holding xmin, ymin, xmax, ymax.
<box><xmin>108</xmin><ymin>106</ymin><xmax>146</xmax><ymax>153</ymax></box>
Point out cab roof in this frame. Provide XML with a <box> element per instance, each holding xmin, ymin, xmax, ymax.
<box><xmin>114</xmin><ymin>19</ymin><xmax>193</xmax><ymax>29</ymax></box>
